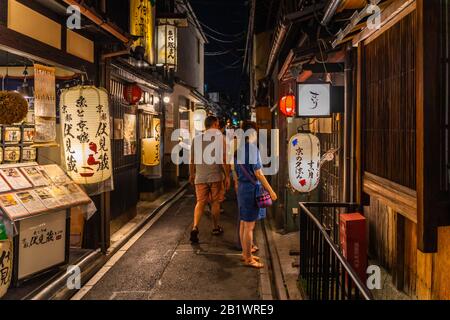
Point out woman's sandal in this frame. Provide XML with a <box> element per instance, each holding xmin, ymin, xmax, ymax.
<box><xmin>212</xmin><ymin>226</ymin><xmax>224</xmax><ymax>235</ymax></box>
<box><xmin>243</xmin><ymin>258</ymin><xmax>264</xmax><ymax>269</ymax></box>
<box><xmin>251</xmin><ymin>245</ymin><xmax>259</xmax><ymax>254</ymax></box>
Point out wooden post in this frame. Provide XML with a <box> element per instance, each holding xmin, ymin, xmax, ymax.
<box><xmin>355</xmin><ymin>43</ymin><xmax>364</xmax><ymax>205</ymax></box>
<box><xmin>416</xmin><ymin>0</ymin><xmax>442</xmax><ymax>253</ymax></box>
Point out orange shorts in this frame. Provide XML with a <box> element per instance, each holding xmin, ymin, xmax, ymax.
<box><xmin>195</xmin><ymin>181</ymin><xmax>225</xmax><ymax>203</ymax></box>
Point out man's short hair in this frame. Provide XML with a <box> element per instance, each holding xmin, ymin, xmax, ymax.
<box><xmin>205</xmin><ymin>115</ymin><xmax>218</xmax><ymax>129</ymax></box>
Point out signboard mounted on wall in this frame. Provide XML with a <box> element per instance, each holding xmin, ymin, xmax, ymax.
<box><xmin>296</xmin><ymin>83</ymin><xmax>344</xmax><ymax>117</ymax></box>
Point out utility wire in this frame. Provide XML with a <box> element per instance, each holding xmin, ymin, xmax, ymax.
<box><xmin>205</xmin><ymin>32</ymin><xmax>245</xmax><ymax>44</ymax></box>
<box><xmin>205</xmin><ymin>49</ymin><xmax>245</xmax><ymax>56</ymax></box>
<box><xmin>199</xmin><ymin>21</ymin><xmax>246</xmax><ymax>38</ymax></box>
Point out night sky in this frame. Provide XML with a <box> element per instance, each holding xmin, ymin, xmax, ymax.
<box><xmin>189</xmin><ymin>0</ymin><xmax>249</xmax><ymax>106</ymax></box>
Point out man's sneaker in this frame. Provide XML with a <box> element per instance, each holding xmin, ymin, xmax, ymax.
<box><xmin>190</xmin><ymin>227</ymin><xmax>199</xmax><ymax>243</ymax></box>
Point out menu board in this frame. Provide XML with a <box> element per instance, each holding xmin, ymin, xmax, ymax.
<box><xmin>15</xmin><ymin>190</ymin><xmax>46</xmax><ymax>214</ymax></box>
<box><xmin>0</xmin><ymin>193</ymin><xmax>28</xmax><ymax>219</ymax></box>
<box><xmin>0</xmin><ymin>176</ymin><xmax>11</xmax><ymax>193</ymax></box>
<box><xmin>48</xmin><ymin>185</ymin><xmax>72</xmax><ymax>206</ymax></box>
<box><xmin>40</xmin><ymin>165</ymin><xmax>71</xmax><ymax>185</ymax></box>
<box><xmin>0</xmin><ymin>168</ymin><xmax>33</xmax><ymax>190</ymax></box>
<box><xmin>61</xmin><ymin>183</ymin><xmax>90</xmax><ymax>204</ymax></box>
<box><xmin>0</xmin><ymin>164</ymin><xmax>92</xmax><ymax>220</ymax></box>
<box><xmin>20</xmin><ymin>166</ymin><xmax>51</xmax><ymax>187</ymax></box>
<box><xmin>33</xmin><ymin>187</ymin><xmax>61</xmax><ymax>209</ymax></box>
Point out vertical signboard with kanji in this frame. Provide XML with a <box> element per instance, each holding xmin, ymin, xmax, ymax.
<box><xmin>130</xmin><ymin>0</ymin><xmax>156</xmax><ymax>64</ymax></box>
<box><xmin>157</xmin><ymin>23</ymin><xmax>177</xmax><ymax>69</ymax></box>
<box><xmin>60</xmin><ymin>86</ymin><xmax>112</xmax><ymax>185</ymax></box>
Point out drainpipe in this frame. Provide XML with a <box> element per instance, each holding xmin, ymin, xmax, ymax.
<box><xmin>343</xmin><ymin>43</ymin><xmax>353</xmax><ymax>202</ymax></box>
<box><xmin>321</xmin><ymin>0</ymin><xmax>344</xmax><ymax>26</ymax></box>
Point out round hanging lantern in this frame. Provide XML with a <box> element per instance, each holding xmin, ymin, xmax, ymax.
<box><xmin>288</xmin><ymin>133</ymin><xmax>321</xmax><ymax>193</ymax></box>
<box><xmin>280</xmin><ymin>94</ymin><xmax>296</xmax><ymax>117</ymax></box>
<box><xmin>60</xmin><ymin>86</ymin><xmax>112</xmax><ymax>184</ymax></box>
<box><xmin>123</xmin><ymin>84</ymin><xmax>142</xmax><ymax>105</ymax></box>
<box><xmin>193</xmin><ymin>109</ymin><xmax>207</xmax><ymax>132</ymax></box>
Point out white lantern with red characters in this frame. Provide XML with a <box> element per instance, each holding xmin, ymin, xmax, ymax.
<box><xmin>60</xmin><ymin>86</ymin><xmax>112</xmax><ymax>184</ymax></box>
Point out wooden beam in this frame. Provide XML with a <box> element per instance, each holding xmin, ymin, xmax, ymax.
<box><xmin>277</xmin><ymin>49</ymin><xmax>294</xmax><ymax>81</ymax></box>
<box><xmin>0</xmin><ymin>24</ymin><xmax>96</xmax><ymax>76</ymax></box>
<box><xmin>363</xmin><ymin>1</ymin><xmax>416</xmax><ymax>46</ymax></box>
<box><xmin>352</xmin><ymin>0</ymin><xmax>415</xmax><ymax>47</ymax></box>
<box><xmin>303</xmin><ymin>63</ymin><xmax>345</xmax><ymax>73</ymax></box>
<box><xmin>416</xmin><ymin>0</ymin><xmax>441</xmax><ymax>253</ymax></box>
<box><xmin>363</xmin><ymin>172</ymin><xmax>417</xmax><ymax>223</ymax></box>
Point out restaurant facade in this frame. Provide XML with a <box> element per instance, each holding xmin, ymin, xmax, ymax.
<box><xmin>0</xmin><ymin>0</ymin><xmax>206</xmax><ymax>298</ymax></box>
<box><xmin>247</xmin><ymin>0</ymin><xmax>449</xmax><ymax>299</ymax></box>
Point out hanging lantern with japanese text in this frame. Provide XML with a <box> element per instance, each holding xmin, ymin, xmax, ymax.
<box><xmin>157</xmin><ymin>20</ymin><xmax>178</xmax><ymax>70</ymax></box>
<box><xmin>280</xmin><ymin>94</ymin><xmax>296</xmax><ymax>117</ymax></box>
<box><xmin>288</xmin><ymin>133</ymin><xmax>321</xmax><ymax>192</ymax></box>
<box><xmin>288</xmin><ymin>133</ymin><xmax>337</xmax><ymax>192</ymax></box>
<box><xmin>60</xmin><ymin>86</ymin><xmax>112</xmax><ymax>184</ymax></box>
<box><xmin>142</xmin><ymin>138</ymin><xmax>160</xmax><ymax>166</ymax></box>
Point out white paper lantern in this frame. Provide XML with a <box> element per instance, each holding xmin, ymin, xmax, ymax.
<box><xmin>288</xmin><ymin>133</ymin><xmax>321</xmax><ymax>193</ymax></box>
<box><xmin>60</xmin><ymin>86</ymin><xmax>112</xmax><ymax>184</ymax></box>
<box><xmin>193</xmin><ymin>109</ymin><xmax>207</xmax><ymax>132</ymax></box>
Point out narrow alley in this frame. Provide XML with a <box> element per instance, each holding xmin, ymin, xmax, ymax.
<box><xmin>0</xmin><ymin>0</ymin><xmax>449</xmax><ymax>310</ymax></box>
<box><xmin>73</xmin><ymin>188</ymin><xmax>269</xmax><ymax>300</ymax></box>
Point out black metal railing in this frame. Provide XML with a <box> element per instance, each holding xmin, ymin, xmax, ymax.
<box><xmin>302</xmin><ymin>202</ymin><xmax>360</xmax><ymax>246</ymax></box>
<box><xmin>299</xmin><ymin>202</ymin><xmax>373</xmax><ymax>300</ymax></box>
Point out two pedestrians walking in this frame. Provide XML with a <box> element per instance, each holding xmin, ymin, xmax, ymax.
<box><xmin>189</xmin><ymin>117</ymin><xmax>276</xmax><ymax>269</ymax></box>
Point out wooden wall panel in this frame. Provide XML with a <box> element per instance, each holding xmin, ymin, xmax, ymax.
<box><xmin>404</xmin><ymin>218</ymin><xmax>417</xmax><ymax>296</ymax></box>
<box><xmin>363</xmin><ymin>11</ymin><xmax>417</xmax><ymax>190</ymax></box>
<box><xmin>416</xmin><ymin>249</ymin><xmax>433</xmax><ymax>299</ymax></box>
<box><xmin>432</xmin><ymin>227</ymin><xmax>450</xmax><ymax>299</ymax></box>
<box><xmin>364</xmin><ymin>198</ymin><xmax>395</xmax><ymax>271</ymax></box>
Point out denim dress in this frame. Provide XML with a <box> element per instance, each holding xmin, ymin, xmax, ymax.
<box><xmin>235</xmin><ymin>143</ymin><xmax>267</xmax><ymax>222</ymax></box>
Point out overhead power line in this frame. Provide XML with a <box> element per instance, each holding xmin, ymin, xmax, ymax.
<box><xmin>205</xmin><ymin>32</ymin><xmax>245</xmax><ymax>44</ymax></box>
<box><xmin>205</xmin><ymin>49</ymin><xmax>245</xmax><ymax>56</ymax></box>
<box><xmin>200</xmin><ymin>21</ymin><xmax>246</xmax><ymax>38</ymax></box>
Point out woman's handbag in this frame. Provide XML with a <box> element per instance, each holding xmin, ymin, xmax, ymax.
<box><xmin>238</xmin><ymin>164</ymin><xmax>273</xmax><ymax>208</ymax></box>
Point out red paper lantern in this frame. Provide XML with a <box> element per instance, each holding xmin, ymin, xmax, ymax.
<box><xmin>280</xmin><ymin>94</ymin><xmax>296</xmax><ymax>117</ymax></box>
<box><xmin>123</xmin><ymin>84</ymin><xmax>143</xmax><ymax>105</ymax></box>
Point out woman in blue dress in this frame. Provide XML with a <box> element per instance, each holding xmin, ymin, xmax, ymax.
<box><xmin>234</xmin><ymin>122</ymin><xmax>277</xmax><ymax>268</ymax></box>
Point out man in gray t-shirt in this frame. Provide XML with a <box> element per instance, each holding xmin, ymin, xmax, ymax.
<box><xmin>189</xmin><ymin>116</ymin><xmax>230</xmax><ymax>243</ymax></box>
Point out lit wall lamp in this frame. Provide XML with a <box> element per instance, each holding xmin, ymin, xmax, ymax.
<box><xmin>163</xmin><ymin>96</ymin><xmax>170</xmax><ymax>104</ymax></box>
